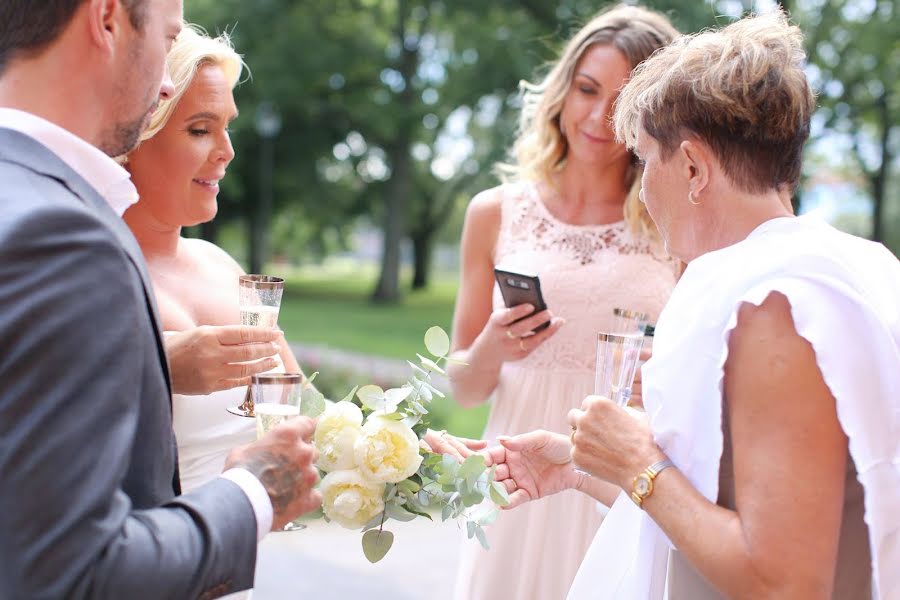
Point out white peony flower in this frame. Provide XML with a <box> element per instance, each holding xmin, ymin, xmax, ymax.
<box><xmin>320</xmin><ymin>469</ymin><xmax>385</xmax><ymax>529</ymax></box>
<box><xmin>354</xmin><ymin>416</ymin><xmax>424</xmax><ymax>484</ymax></box>
<box><xmin>314</xmin><ymin>401</ymin><xmax>363</xmax><ymax>472</ymax></box>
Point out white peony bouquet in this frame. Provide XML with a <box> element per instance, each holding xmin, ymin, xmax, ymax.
<box><xmin>300</xmin><ymin>326</ymin><xmax>508</xmax><ymax>562</ymax></box>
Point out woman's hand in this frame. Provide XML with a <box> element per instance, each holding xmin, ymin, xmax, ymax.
<box><xmin>484</xmin><ymin>430</ymin><xmax>584</xmax><ymax>509</ymax></box>
<box><xmin>165</xmin><ymin>325</ymin><xmax>282</xmax><ymax>395</ymax></box>
<box><xmin>567</xmin><ymin>395</ymin><xmax>665</xmax><ymax>490</ymax></box>
<box><xmin>474</xmin><ymin>303</ymin><xmax>564</xmax><ymax>363</ymax></box>
<box><xmin>422</xmin><ymin>429</ymin><xmax>488</xmax><ymax>462</ymax></box>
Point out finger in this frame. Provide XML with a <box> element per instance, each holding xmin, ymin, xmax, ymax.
<box><xmin>493</xmin><ymin>463</ymin><xmax>510</xmax><ymax>480</ymax></box>
<box><xmin>228</xmin><ymin>357</ymin><xmax>280</xmax><ymax>380</ymax></box>
<box><xmin>285</xmin><ymin>416</ymin><xmax>317</xmax><ymax>441</ymax></box>
<box><xmin>448</xmin><ymin>436</ymin><xmax>478</xmax><ymax>458</ymax></box>
<box><xmin>512</xmin><ymin>310</ymin><xmax>553</xmax><ymax>336</ymax></box>
<box><xmin>503</xmin><ymin>489</ymin><xmax>533</xmax><ymax>510</ymax></box>
<box><xmin>496</xmin><ymin>304</ymin><xmax>534</xmax><ymax>326</ymax></box>
<box><xmin>216</xmin><ymin>325</ymin><xmax>282</xmax><ymax>345</ymax></box>
<box><xmin>480</xmin><ymin>446</ymin><xmax>505</xmax><ymax>466</ymax></box>
<box><xmin>580</xmin><ymin>394</ymin><xmax>606</xmax><ymax>411</ymax></box>
<box><xmin>639</xmin><ymin>347</ymin><xmax>652</xmax><ymax>362</ymax></box>
<box><xmin>459</xmin><ymin>437</ymin><xmax>488</xmax><ymax>450</ymax></box>
<box><xmin>528</xmin><ymin>317</ymin><xmax>565</xmax><ymax>342</ymax></box>
<box><xmin>222</xmin><ymin>341</ymin><xmax>281</xmax><ymax>363</ymax></box>
<box><xmin>496</xmin><ymin>430</ymin><xmax>547</xmax><ymax>452</ymax></box>
<box><xmin>502</xmin><ymin>478</ymin><xmax>517</xmax><ymax>493</ymax></box>
<box><xmin>567</xmin><ymin>409</ymin><xmax>584</xmax><ymax>430</ymax></box>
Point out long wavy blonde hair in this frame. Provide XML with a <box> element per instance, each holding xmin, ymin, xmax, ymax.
<box><xmin>497</xmin><ymin>4</ymin><xmax>679</xmax><ymax>237</ymax></box>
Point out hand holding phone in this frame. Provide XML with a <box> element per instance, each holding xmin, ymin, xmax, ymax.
<box><xmin>494</xmin><ymin>268</ymin><xmax>550</xmax><ymax>334</ymax></box>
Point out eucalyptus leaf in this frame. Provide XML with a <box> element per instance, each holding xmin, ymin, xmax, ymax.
<box><xmin>466</xmin><ymin>520</ymin><xmax>476</xmax><ymax>539</ymax></box>
<box><xmin>424</xmin><ymin>326</ymin><xmax>450</xmax><ymax>357</ymax></box>
<box><xmin>420</xmin><ymin>380</ymin><xmax>445</xmax><ymax>399</ymax></box>
<box><xmin>443</xmin><ymin>357</ymin><xmax>469</xmax><ymax>366</ymax></box>
<box><xmin>340</xmin><ymin>385</ymin><xmax>359</xmax><ymax>403</ymax></box>
<box><xmin>478</xmin><ymin>508</ymin><xmax>500</xmax><ymax>526</ymax></box>
<box><xmin>362</xmin><ymin>529</ymin><xmax>394</xmax><ymax>563</ymax></box>
<box><xmin>490</xmin><ymin>481</ymin><xmax>510</xmax><ymax>507</ymax></box>
<box><xmin>416</xmin><ymin>354</ymin><xmax>446</xmax><ymax>375</ymax></box>
<box><xmin>458</xmin><ymin>454</ymin><xmax>487</xmax><ymax>484</ymax></box>
<box><xmin>306</xmin><ymin>371</ymin><xmax>319</xmax><ymax>385</ymax></box>
<box><xmin>474</xmin><ymin>524</ymin><xmax>490</xmax><ymax>550</ymax></box>
<box><xmin>384</xmin><ymin>387</ymin><xmax>413</xmax><ymax>404</ymax></box>
<box><xmin>357</xmin><ymin>385</ymin><xmax>384</xmax><ymax>407</ymax></box>
<box><xmin>441</xmin><ymin>504</ymin><xmax>453</xmax><ymax>521</ymax></box>
<box><xmin>398</xmin><ymin>479</ymin><xmax>421</xmax><ymax>494</ymax></box>
<box><xmin>407</xmin><ymin>361</ymin><xmax>429</xmax><ymax>378</ymax></box>
<box><xmin>385</xmin><ymin>503</ymin><xmax>418</xmax><ymax>522</ymax></box>
<box><xmin>300</xmin><ymin>387</ymin><xmax>326</xmax><ymax>418</ymax></box>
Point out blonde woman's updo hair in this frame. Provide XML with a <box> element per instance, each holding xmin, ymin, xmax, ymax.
<box><xmin>614</xmin><ymin>10</ymin><xmax>815</xmax><ymax>194</ymax></box>
<box><xmin>136</xmin><ymin>24</ymin><xmax>245</xmax><ymax>145</ymax></box>
<box><xmin>498</xmin><ymin>4</ymin><xmax>680</xmax><ymax>237</ymax></box>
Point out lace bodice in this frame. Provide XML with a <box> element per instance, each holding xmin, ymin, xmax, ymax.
<box><xmin>492</xmin><ymin>181</ymin><xmax>677</xmax><ymax>371</ymax></box>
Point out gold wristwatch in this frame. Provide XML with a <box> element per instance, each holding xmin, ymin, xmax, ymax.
<box><xmin>630</xmin><ymin>458</ymin><xmax>674</xmax><ymax>509</ymax></box>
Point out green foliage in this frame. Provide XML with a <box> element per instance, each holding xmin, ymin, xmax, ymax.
<box><xmin>361</xmin><ymin>529</ymin><xmax>394</xmax><ymax>563</ymax></box>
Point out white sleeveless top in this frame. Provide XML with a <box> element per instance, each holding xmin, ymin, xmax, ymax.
<box><xmin>568</xmin><ymin>214</ymin><xmax>900</xmax><ymax>599</ymax></box>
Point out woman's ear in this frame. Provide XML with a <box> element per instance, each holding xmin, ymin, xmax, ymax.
<box><xmin>679</xmin><ymin>139</ymin><xmax>711</xmax><ymax>198</ymax></box>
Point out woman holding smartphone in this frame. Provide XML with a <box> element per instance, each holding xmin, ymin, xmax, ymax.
<box><xmin>448</xmin><ymin>6</ymin><xmax>680</xmax><ymax>599</ymax></box>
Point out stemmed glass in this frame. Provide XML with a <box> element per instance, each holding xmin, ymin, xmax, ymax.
<box><xmin>252</xmin><ymin>372</ymin><xmax>307</xmax><ymax>532</ymax></box>
<box><xmin>610</xmin><ymin>307</ymin><xmax>649</xmax><ymax>336</ymax></box>
<box><xmin>227</xmin><ymin>275</ymin><xmax>285</xmax><ymax>417</ymax></box>
<box><xmin>594</xmin><ymin>331</ymin><xmax>644</xmax><ymax>407</ymax></box>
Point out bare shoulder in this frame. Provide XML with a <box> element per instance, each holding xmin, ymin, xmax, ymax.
<box><xmin>182</xmin><ymin>237</ymin><xmax>244</xmax><ymax>276</ymax></box>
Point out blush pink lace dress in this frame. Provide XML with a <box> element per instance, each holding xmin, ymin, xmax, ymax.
<box><xmin>453</xmin><ymin>182</ymin><xmax>678</xmax><ymax>600</ymax></box>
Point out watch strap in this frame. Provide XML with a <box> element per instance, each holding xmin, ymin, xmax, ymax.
<box><xmin>646</xmin><ymin>459</ymin><xmax>674</xmax><ymax>478</ymax></box>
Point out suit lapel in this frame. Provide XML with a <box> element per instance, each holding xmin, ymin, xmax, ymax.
<box><xmin>0</xmin><ymin>128</ymin><xmax>173</xmax><ymax>398</ymax></box>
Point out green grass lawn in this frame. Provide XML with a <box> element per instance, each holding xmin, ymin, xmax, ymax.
<box><xmin>277</xmin><ymin>261</ymin><xmax>490</xmax><ymax>438</ymax></box>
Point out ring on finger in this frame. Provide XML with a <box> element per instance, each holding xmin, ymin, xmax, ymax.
<box><xmin>519</xmin><ymin>339</ymin><xmax>527</xmax><ymax>352</ymax></box>
<box><xmin>570</xmin><ymin>426</ymin><xmax>577</xmax><ymax>445</ymax></box>
<box><xmin>506</xmin><ymin>329</ymin><xmax>516</xmax><ymax>340</ymax></box>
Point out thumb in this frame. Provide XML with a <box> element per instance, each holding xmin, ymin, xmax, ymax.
<box><xmin>498</xmin><ymin>430</ymin><xmax>549</xmax><ymax>452</ymax></box>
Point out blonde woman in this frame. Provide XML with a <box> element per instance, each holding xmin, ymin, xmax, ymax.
<box><xmin>124</xmin><ymin>26</ymin><xmax>305</xmax><ymax>494</ymax></box>
<box><xmin>494</xmin><ymin>10</ymin><xmax>899</xmax><ymax>599</ymax></box>
<box><xmin>449</xmin><ymin>6</ymin><xmax>680</xmax><ymax>599</ymax></box>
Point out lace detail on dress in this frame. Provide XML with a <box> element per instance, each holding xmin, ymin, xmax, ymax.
<box><xmin>498</xmin><ymin>182</ymin><xmax>674</xmax><ymax>267</ymax></box>
<box><xmin>492</xmin><ymin>181</ymin><xmax>678</xmax><ymax>372</ymax></box>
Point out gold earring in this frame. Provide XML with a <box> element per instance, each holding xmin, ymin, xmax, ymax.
<box><xmin>688</xmin><ymin>190</ymin><xmax>700</xmax><ymax>205</ymax></box>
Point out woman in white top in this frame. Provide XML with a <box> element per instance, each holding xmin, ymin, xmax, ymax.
<box><xmin>124</xmin><ymin>26</ymin><xmax>305</xmax><ymax>492</ymax></box>
<box><xmin>492</xmin><ymin>10</ymin><xmax>899</xmax><ymax>599</ymax></box>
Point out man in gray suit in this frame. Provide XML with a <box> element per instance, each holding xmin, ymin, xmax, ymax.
<box><xmin>0</xmin><ymin>1</ymin><xmax>321</xmax><ymax>598</ymax></box>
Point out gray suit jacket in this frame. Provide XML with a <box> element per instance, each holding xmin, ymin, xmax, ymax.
<box><xmin>0</xmin><ymin>128</ymin><xmax>257</xmax><ymax>599</ymax></box>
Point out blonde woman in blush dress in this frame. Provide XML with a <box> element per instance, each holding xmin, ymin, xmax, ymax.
<box><xmin>448</xmin><ymin>6</ymin><xmax>680</xmax><ymax>599</ymax></box>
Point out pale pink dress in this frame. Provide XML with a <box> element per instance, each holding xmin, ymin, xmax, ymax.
<box><xmin>453</xmin><ymin>182</ymin><xmax>678</xmax><ymax>600</ymax></box>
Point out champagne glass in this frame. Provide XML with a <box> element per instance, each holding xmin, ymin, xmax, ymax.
<box><xmin>611</xmin><ymin>307</ymin><xmax>649</xmax><ymax>335</ymax></box>
<box><xmin>252</xmin><ymin>372</ymin><xmax>307</xmax><ymax>532</ymax></box>
<box><xmin>227</xmin><ymin>275</ymin><xmax>285</xmax><ymax>417</ymax></box>
<box><xmin>594</xmin><ymin>331</ymin><xmax>644</xmax><ymax>407</ymax></box>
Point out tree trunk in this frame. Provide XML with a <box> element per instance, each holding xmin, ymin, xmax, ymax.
<box><xmin>870</xmin><ymin>95</ymin><xmax>891</xmax><ymax>243</ymax></box>
<box><xmin>372</xmin><ymin>145</ymin><xmax>411</xmax><ymax>302</ymax></box>
<box><xmin>411</xmin><ymin>230</ymin><xmax>433</xmax><ymax>290</ymax></box>
<box><xmin>371</xmin><ymin>0</ymin><xmax>416</xmax><ymax>303</ymax></box>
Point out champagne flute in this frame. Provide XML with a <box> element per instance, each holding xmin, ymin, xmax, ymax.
<box><xmin>611</xmin><ymin>307</ymin><xmax>649</xmax><ymax>335</ymax></box>
<box><xmin>252</xmin><ymin>372</ymin><xmax>307</xmax><ymax>532</ymax></box>
<box><xmin>594</xmin><ymin>331</ymin><xmax>644</xmax><ymax>407</ymax></box>
<box><xmin>227</xmin><ymin>274</ymin><xmax>285</xmax><ymax>417</ymax></box>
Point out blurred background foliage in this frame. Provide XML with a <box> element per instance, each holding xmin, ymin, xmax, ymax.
<box><xmin>183</xmin><ymin>0</ymin><xmax>898</xmax><ymax>434</ymax></box>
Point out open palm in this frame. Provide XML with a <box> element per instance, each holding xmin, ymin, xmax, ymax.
<box><xmin>495</xmin><ymin>430</ymin><xmax>582</xmax><ymax>509</ymax></box>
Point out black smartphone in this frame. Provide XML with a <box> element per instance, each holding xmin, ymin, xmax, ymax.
<box><xmin>493</xmin><ymin>267</ymin><xmax>550</xmax><ymax>333</ymax></box>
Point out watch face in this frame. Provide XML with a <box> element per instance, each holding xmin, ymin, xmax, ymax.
<box><xmin>635</xmin><ymin>475</ymin><xmax>652</xmax><ymax>496</ymax></box>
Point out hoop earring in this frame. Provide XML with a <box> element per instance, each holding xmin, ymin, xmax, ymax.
<box><xmin>688</xmin><ymin>190</ymin><xmax>701</xmax><ymax>205</ymax></box>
